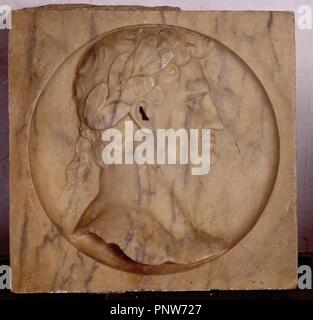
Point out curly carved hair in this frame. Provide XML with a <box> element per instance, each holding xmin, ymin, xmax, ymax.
<box><xmin>74</xmin><ymin>27</ymin><xmax>213</xmax><ymax>132</ymax></box>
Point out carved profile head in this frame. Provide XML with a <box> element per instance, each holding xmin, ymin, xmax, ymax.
<box><xmin>74</xmin><ymin>27</ymin><xmax>223</xmax><ymax>143</ymax></box>
<box><xmin>70</xmin><ymin>27</ymin><xmax>226</xmax><ymax>265</ymax></box>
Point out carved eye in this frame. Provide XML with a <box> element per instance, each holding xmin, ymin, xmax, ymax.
<box><xmin>187</xmin><ymin>95</ymin><xmax>204</xmax><ymax>110</ymax></box>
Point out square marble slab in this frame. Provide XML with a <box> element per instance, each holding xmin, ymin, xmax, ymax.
<box><xmin>9</xmin><ymin>5</ymin><xmax>297</xmax><ymax>292</ymax></box>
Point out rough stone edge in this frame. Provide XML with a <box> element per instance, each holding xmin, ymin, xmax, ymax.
<box><xmin>12</xmin><ymin>5</ymin><xmax>296</xmax><ymax>15</ymax></box>
<box><xmin>13</xmin><ymin>4</ymin><xmax>181</xmax><ymax>12</ymax></box>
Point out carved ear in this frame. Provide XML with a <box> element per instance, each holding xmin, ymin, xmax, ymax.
<box><xmin>129</xmin><ymin>100</ymin><xmax>154</xmax><ymax>130</ymax></box>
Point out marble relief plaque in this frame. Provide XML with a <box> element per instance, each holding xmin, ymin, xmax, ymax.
<box><xmin>9</xmin><ymin>6</ymin><xmax>297</xmax><ymax>292</ymax></box>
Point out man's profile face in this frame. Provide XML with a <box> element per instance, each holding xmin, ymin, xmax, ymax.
<box><xmin>142</xmin><ymin>57</ymin><xmax>224</xmax><ymax>183</ymax></box>
<box><xmin>79</xmin><ymin>55</ymin><xmax>226</xmax><ymax>265</ymax></box>
<box><xmin>153</xmin><ymin>58</ymin><xmax>223</xmax><ymax>134</ymax></box>
<box><xmin>76</xmin><ymin>28</ymin><xmax>228</xmax><ymax>265</ymax></box>
<box><xmin>91</xmin><ymin>56</ymin><xmax>224</xmax><ymax>215</ymax></box>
